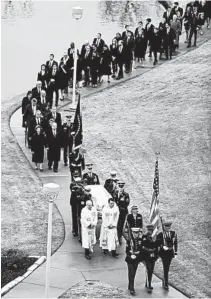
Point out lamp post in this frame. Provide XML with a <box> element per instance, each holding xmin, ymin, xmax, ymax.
<box><xmin>43</xmin><ymin>183</ymin><xmax>60</xmax><ymax>298</ymax></box>
<box><xmin>71</xmin><ymin>6</ymin><xmax>83</xmax><ymax>109</ymax></box>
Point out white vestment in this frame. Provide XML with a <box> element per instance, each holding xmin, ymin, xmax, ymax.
<box><xmin>81</xmin><ymin>206</ymin><xmax>98</xmax><ymax>250</ymax></box>
<box><xmin>100</xmin><ymin>204</ymin><xmax>119</xmax><ymax>251</ymax></box>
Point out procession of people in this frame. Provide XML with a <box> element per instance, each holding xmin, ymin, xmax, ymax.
<box><xmin>19</xmin><ymin>1</ymin><xmax>210</xmax><ymax>296</ymax></box>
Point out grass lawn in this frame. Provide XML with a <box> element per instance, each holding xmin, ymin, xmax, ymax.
<box><xmin>1</xmin><ymin>95</ymin><xmax>65</xmax><ymax>256</ymax></box>
<box><xmin>81</xmin><ymin>39</ymin><xmax>211</xmax><ymax>298</ymax></box>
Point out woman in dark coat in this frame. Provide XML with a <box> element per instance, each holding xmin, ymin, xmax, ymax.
<box><xmin>90</xmin><ymin>51</ymin><xmax>100</xmax><ymax>87</ymax></box>
<box><xmin>22</xmin><ymin>91</ymin><xmax>32</xmax><ymax>127</ymax></box>
<box><xmin>110</xmin><ymin>38</ymin><xmax>118</xmax><ymax>78</ymax></box>
<box><xmin>134</xmin><ymin>28</ymin><xmax>146</xmax><ymax>67</ymax></box>
<box><xmin>37</xmin><ymin>64</ymin><xmax>48</xmax><ymax>89</ymax></box>
<box><xmin>99</xmin><ymin>44</ymin><xmax>112</xmax><ymax>83</ymax></box>
<box><xmin>31</xmin><ymin>125</ymin><xmax>46</xmax><ymax>171</ymax></box>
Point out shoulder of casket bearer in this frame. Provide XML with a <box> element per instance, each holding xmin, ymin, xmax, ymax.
<box><xmin>146</xmin><ymin>224</ymin><xmax>154</xmax><ymax>230</ymax></box>
<box><xmin>163</xmin><ymin>221</ymin><xmax>172</xmax><ymax>228</ymax></box>
<box><xmin>110</xmin><ymin>171</ymin><xmax>117</xmax><ymax>176</ymax></box>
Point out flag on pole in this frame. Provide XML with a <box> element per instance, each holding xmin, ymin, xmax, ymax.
<box><xmin>73</xmin><ymin>94</ymin><xmax>83</xmax><ymax>150</ymax></box>
<box><xmin>149</xmin><ymin>157</ymin><xmax>159</xmax><ymax>237</ymax></box>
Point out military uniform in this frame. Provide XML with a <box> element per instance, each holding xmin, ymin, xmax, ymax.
<box><xmin>113</xmin><ymin>182</ymin><xmax>130</xmax><ymax>242</ymax></box>
<box><xmin>104</xmin><ymin>171</ymin><xmax>118</xmax><ymax>196</ymax></box>
<box><xmin>69</xmin><ymin>177</ymin><xmax>84</xmax><ymax>237</ymax></box>
<box><xmin>142</xmin><ymin>225</ymin><xmax>159</xmax><ymax>293</ymax></box>
<box><xmin>69</xmin><ymin>149</ymin><xmax>85</xmax><ymax>180</ymax></box>
<box><xmin>124</xmin><ymin>206</ymin><xmax>143</xmax><ymax>249</ymax></box>
<box><xmin>61</xmin><ymin>117</ymin><xmax>73</xmax><ymax>166</ymax></box>
<box><xmin>83</xmin><ymin>163</ymin><xmax>100</xmax><ymax>185</ymax></box>
<box><xmin>77</xmin><ymin>188</ymin><xmax>92</xmax><ymax>242</ymax></box>
<box><xmin>125</xmin><ymin>228</ymin><xmax>143</xmax><ymax>296</ymax></box>
<box><xmin>158</xmin><ymin>221</ymin><xmax>178</xmax><ymax>290</ymax></box>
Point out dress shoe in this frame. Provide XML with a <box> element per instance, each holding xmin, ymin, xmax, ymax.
<box><xmin>164</xmin><ymin>285</ymin><xmax>169</xmax><ymax>291</ymax></box>
<box><xmin>40</xmin><ymin>169</ymin><xmax>43</xmax><ymax>172</ymax></box>
<box><xmin>103</xmin><ymin>249</ymin><xmax>108</xmax><ymax>254</ymax></box>
<box><xmin>85</xmin><ymin>254</ymin><xmax>91</xmax><ymax>260</ymax></box>
<box><xmin>111</xmin><ymin>251</ymin><xmax>119</xmax><ymax>257</ymax></box>
<box><xmin>48</xmin><ymin>166</ymin><xmax>52</xmax><ymax>170</ymax></box>
<box><xmin>130</xmin><ymin>289</ymin><xmax>136</xmax><ymax>296</ymax></box>
<box><xmin>54</xmin><ymin>169</ymin><xmax>58</xmax><ymax>173</ymax></box>
<box><xmin>64</xmin><ymin>162</ymin><xmax>68</xmax><ymax>166</ymax></box>
<box><xmin>111</xmin><ymin>74</ymin><xmax>116</xmax><ymax>78</ymax></box>
<box><xmin>107</xmin><ymin>80</ymin><xmax>110</xmax><ymax>83</ymax></box>
<box><xmin>73</xmin><ymin>232</ymin><xmax>78</xmax><ymax>237</ymax></box>
<box><xmin>147</xmin><ymin>287</ymin><xmax>152</xmax><ymax>293</ymax></box>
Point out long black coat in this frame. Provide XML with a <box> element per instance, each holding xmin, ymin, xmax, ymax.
<box><xmin>46</xmin><ymin>130</ymin><xmax>61</xmax><ymax>162</ymax></box>
<box><xmin>99</xmin><ymin>50</ymin><xmax>112</xmax><ymax>75</ymax></box>
<box><xmin>151</xmin><ymin>34</ymin><xmax>162</xmax><ymax>52</ymax></box>
<box><xmin>37</xmin><ymin>71</ymin><xmax>48</xmax><ymax>89</ymax></box>
<box><xmin>134</xmin><ymin>33</ymin><xmax>147</xmax><ymax>58</ymax></box>
<box><xmin>22</xmin><ymin>97</ymin><xmax>30</xmax><ymax>127</ymax></box>
<box><xmin>31</xmin><ymin>133</ymin><xmax>46</xmax><ymax>163</ymax></box>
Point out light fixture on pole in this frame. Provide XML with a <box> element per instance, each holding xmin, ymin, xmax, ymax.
<box><xmin>71</xmin><ymin>6</ymin><xmax>83</xmax><ymax>110</ymax></box>
<box><xmin>43</xmin><ymin>183</ymin><xmax>60</xmax><ymax>298</ymax></box>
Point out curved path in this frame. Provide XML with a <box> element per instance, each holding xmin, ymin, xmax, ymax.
<box><xmin>6</xmin><ymin>30</ymin><xmax>211</xmax><ymax>298</ymax></box>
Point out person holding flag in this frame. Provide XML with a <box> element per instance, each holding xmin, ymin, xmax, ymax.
<box><xmin>158</xmin><ymin>219</ymin><xmax>178</xmax><ymax>291</ymax></box>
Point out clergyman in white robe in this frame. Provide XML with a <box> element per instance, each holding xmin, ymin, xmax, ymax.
<box><xmin>100</xmin><ymin>201</ymin><xmax>120</xmax><ymax>252</ymax></box>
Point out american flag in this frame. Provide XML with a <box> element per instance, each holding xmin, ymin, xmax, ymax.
<box><xmin>73</xmin><ymin>94</ymin><xmax>83</xmax><ymax>150</ymax></box>
<box><xmin>149</xmin><ymin>157</ymin><xmax>159</xmax><ymax>237</ymax></box>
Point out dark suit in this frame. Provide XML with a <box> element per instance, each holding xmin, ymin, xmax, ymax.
<box><xmin>122</xmin><ymin>30</ymin><xmax>134</xmax><ymax>40</ymax></box>
<box><xmin>163</xmin><ymin>10</ymin><xmax>173</xmax><ymax>22</ymax></box>
<box><xmin>171</xmin><ymin>6</ymin><xmax>183</xmax><ymax>17</ymax></box>
<box><xmin>116</xmin><ymin>45</ymin><xmax>125</xmax><ymax>78</ymax></box>
<box><xmin>29</xmin><ymin>116</ymin><xmax>45</xmax><ymax>139</ymax></box>
<box><xmin>37</xmin><ymin>71</ymin><xmax>48</xmax><ymax>89</ymax></box>
<box><xmin>81</xmin><ymin>51</ymin><xmax>92</xmax><ymax>85</ymax></box>
<box><xmin>22</xmin><ymin>97</ymin><xmax>30</xmax><ymax>127</ymax></box>
<box><xmin>93</xmin><ymin>38</ymin><xmax>105</xmax><ymax>54</ymax></box>
<box><xmin>47</xmin><ymin>70</ymin><xmax>60</xmax><ymax>107</ymax></box>
<box><xmin>90</xmin><ymin>55</ymin><xmax>100</xmax><ymax>85</ymax></box>
<box><xmin>123</xmin><ymin>37</ymin><xmax>134</xmax><ymax>72</ymax></box>
<box><xmin>158</xmin><ymin>231</ymin><xmax>178</xmax><ymax>288</ymax></box>
<box><xmin>47</xmin><ymin>112</ymin><xmax>62</xmax><ymax>129</ymax></box>
<box><xmin>188</xmin><ymin>12</ymin><xmax>199</xmax><ymax>46</ymax></box>
<box><xmin>82</xmin><ymin>172</ymin><xmax>100</xmax><ymax>185</ymax></box>
<box><xmin>45</xmin><ymin>60</ymin><xmax>58</xmax><ymax>73</ymax></box>
<box><xmin>32</xmin><ymin>87</ymin><xmax>43</xmax><ymax>101</ymax></box>
<box><xmin>46</xmin><ymin>129</ymin><xmax>61</xmax><ymax>171</ymax></box>
<box><xmin>151</xmin><ymin>33</ymin><xmax>162</xmax><ymax>62</ymax></box>
<box><xmin>163</xmin><ymin>28</ymin><xmax>176</xmax><ymax>59</ymax></box>
<box><xmin>145</xmin><ymin>24</ymin><xmax>154</xmax><ymax>56</ymax></box>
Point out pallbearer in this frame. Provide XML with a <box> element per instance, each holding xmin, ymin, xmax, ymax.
<box><xmin>158</xmin><ymin>220</ymin><xmax>178</xmax><ymax>291</ymax></box>
<box><xmin>142</xmin><ymin>224</ymin><xmax>159</xmax><ymax>293</ymax></box>
<box><xmin>69</xmin><ymin>145</ymin><xmax>85</xmax><ymax>180</ymax></box>
<box><xmin>113</xmin><ymin>182</ymin><xmax>130</xmax><ymax>244</ymax></box>
<box><xmin>104</xmin><ymin>171</ymin><xmax>118</xmax><ymax>195</ymax></box>
<box><xmin>83</xmin><ymin>163</ymin><xmax>100</xmax><ymax>185</ymax></box>
<box><xmin>125</xmin><ymin>227</ymin><xmax>143</xmax><ymax>296</ymax></box>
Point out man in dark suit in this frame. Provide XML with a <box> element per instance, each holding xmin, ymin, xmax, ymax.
<box><xmin>113</xmin><ymin>181</ymin><xmax>130</xmax><ymax>244</ymax></box>
<box><xmin>32</xmin><ymin>81</ymin><xmax>44</xmax><ymax>101</ymax></box>
<box><xmin>116</xmin><ymin>40</ymin><xmax>125</xmax><ymax>80</ymax></box>
<box><xmin>145</xmin><ymin>18</ymin><xmax>155</xmax><ymax>57</ymax></box>
<box><xmin>46</xmin><ymin>122</ymin><xmax>61</xmax><ymax>172</ymax></box>
<box><xmin>81</xmin><ymin>45</ymin><xmax>92</xmax><ymax>86</ymax></box>
<box><xmin>47</xmin><ymin>64</ymin><xmax>60</xmax><ymax>107</ymax></box>
<box><xmin>187</xmin><ymin>9</ymin><xmax>200</xmax><ymax>47</ymax></box>
<box><xmin>47</xmin><ymin>106</ymin><xmax>62</xmax><ymax>130</ymax></box>
<box><xmin>45</xmin><ymin>54</ymin><xmax>58</xmax><ymax>73</ymax></box>
<box><xmin>151</xmin><ymin>27</ymin><xmax>162</xmax><ymax>65</ymax></box>
<box><xmin>158</xmin><ymin>221</ymin><xmax>178</xmax><ymax>291</ymax></box>
<box><xmin>29</xmin><ymin>110</ymin><xmax>45</xmax><ymax>140</ymax></box>
<box><xmin>38</xmin><ymin>90</ymin><xmax>48</xmax><ymax>116</ymax></box>
<box><xmin>60</xmin><ymin>115</ymin><xmax>73</xmax><ymax>166</ymax></box>
<box><xmin>123</xmin><ymin>31</ymin><xmax>134</xmax><ymax>73</ymax></box>
<box><xmin>163</xmin><ymin>7</ymin><xmax>173</xmax><ymax>22</ymax></box>
<box><xmin>163</xmin><ymin>22</ymin><xmax>176</xmax><ymax>59</ymax></box>
<box><xmin>93</xmin><ymin>33</ymin><xmax>105</xmax><ymax>55</ymax></box>
<box><xmin>122</xmin><ymin>25</ymin><xmax>134</xmax><ymax>40</ymax></box>
<box><xmin>171</xmin><ymin>2</ymin><xmax>183</xmax><ymax>17</ymax></box>
<box><xmin>24</xmin><ymin>98</ymin><xmax>39</xmax><ymax>148</ymax></box>
<box><xmin>83</xmin><ymin>163</ymin><xmax>100</xmax><ymax>185</ymax></box>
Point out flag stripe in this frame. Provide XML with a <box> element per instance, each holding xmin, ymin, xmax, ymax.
<box><xmin>149</xmin><ymin>158</ymin><xmax>159</xmax><ymax>236</ymax></box>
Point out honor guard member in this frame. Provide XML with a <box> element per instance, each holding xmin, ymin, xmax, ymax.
<box><xmin>69</xmin><ymin>176</ymin><xmax>84</xmax><ymax>237</ymax></box>
<box><xmin>61</xmin><ymin>115</ymin><xmax>73</xmax><ymax>166</ymax></box>
<box><xmin>69</xmin><ymin>146</ymin><xmax>85</xmax><ymax>180</ymax></box>
<box><xmin>78</xmin><ymin>186</ymin><xmax>92</xmax><ymax>243</ymax></box>
<box><xmin>142</xmin><ymin>224</ymin><xmax>159</xmax><ymax>293</ymax></box>
<box><xmin>158</xmin><ymin>221</ymin><xmax>178</xmax><ymax>291</ymax></box>
<box><xmin>124</xmin><ymin>205</ymin><xmax>143</xmax><ymax>232</ymax></box>
<box><xmin>125</xmin><ymin>227</ymin><xmax>143</xmax><ymax>296</ymax></box>
<box><xmin>104</xmin><ymin>171</ymin><xmax>118</xmax><ymax>195</ymax></box>
<box><xmin>83</xmin><ymin>163</ymin><xmax>100</xmax><ymax>185</ymax></box>
<box><xmin>113</xmin><ymin>182</ymin><xmax>130</xmax><ymax>244</ymax></box>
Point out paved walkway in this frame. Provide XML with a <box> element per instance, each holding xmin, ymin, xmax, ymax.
<box><xmin>6</xmin><ymin>28</ymin><xmax>211</xmax><ymax>298</ymax></box>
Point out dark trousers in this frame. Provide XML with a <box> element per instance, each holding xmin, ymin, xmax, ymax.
<box><xmin>164</xmin><ymin>45</ymin><xmax>173</xmax><ymax>59</ymax></box>
<box><xmin>78</xmin><ymin>217</ymin><xmax>82</xmax><ymax>241</ymax></box>
<box><xmin>63</xmin><ymin>145</ymin><xmax>70</xmax><ymax>163</ymax></box>
<box><xmin>188</xmin><ymin>28</ymin><xmax>197</xmax><ymax>45</ymax></box>
<box><xmin>153</xmin><ymin>50</ymin><xmax>158</xmax><ymax>62</ymax></box>
<box><xmin>127</xmin><ymin>263</ymin><xmax>138</xmax><ymax>290</ymax></box>
<box><xmin>85</xmin><ymin>248</ymin><xmax>89</xmax><ymax>255</ymax></box>
<box><xmin>161</xmin><ymin>256</ymin><xmax>172</xmax><ymax>286</ymax></box>
<box><xmin>145</xmin><ymin>259</ymin><xmax>155</xmax><ymax>288</ymax></box>
<box><xmin>48</xmin><ymin>160</ymin><xmax>59</xmax><ymax>171</ymax></box>
<box><xmin>117</xmin><ymin>212</ymin><xmax>127</xmax><ymax>240</ymax></box>
<box><xmin>71</xmin><ymin>204</ymin><xmax>78</xmax><ymax>235</ymax></box>
<box><xmin>91</xmin><ymin>70</ymin><xmax>98</xmax><ymax>85</ymax></box>
<box><xmin>112</xmin><ymin>60</ymin><xmax>117</xmax><ymax>74</ymax></box>
<box><xmin>124</xmin><ymin>59</ymin><xmax>132</xmax><ymax>73</ymax></box>
<box><xmin>84</xmin><ymin>67</ymin><xmax>90</xmax><ymax>84</ymax></box>
<box><xmin>47</xmin><ymin>89</ymin><xmax>59</xmax><ymax>108</ymax></box>
<box><xmin>117</xmin><ymin>61</ymin><xmax>123</xmax><ymax>78</ymax></box>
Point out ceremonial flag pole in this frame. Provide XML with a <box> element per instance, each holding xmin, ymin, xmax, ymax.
<box><xmin>149</xmin><ymin>152</ymin><xmax>160</xmax><ymax>238</ymax></box>
<box><xmin>72</xmin><ymin>93</ymin><xmax>83</xmax><ymax>150</ymax></box>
